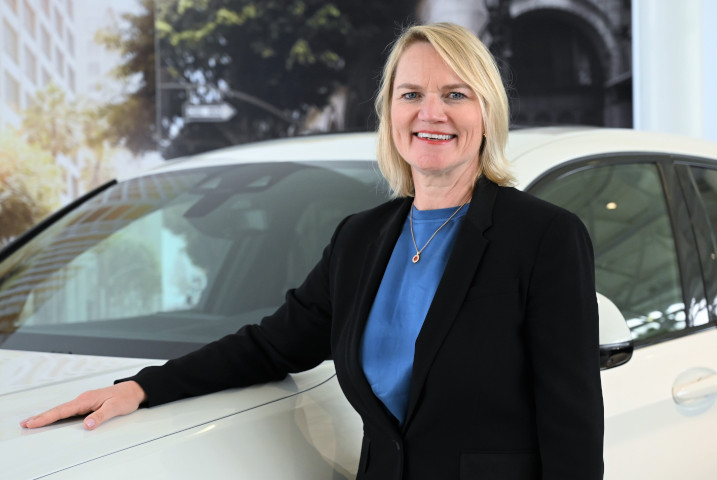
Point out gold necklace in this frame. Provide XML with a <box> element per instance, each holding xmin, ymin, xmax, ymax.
<box><xmin>409</xmin><ymin>200</ymin><xmax>468</xmax><ymax>263</ymax></box>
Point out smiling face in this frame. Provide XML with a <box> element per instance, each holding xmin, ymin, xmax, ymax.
<box><xmin>390</xmin><ymin>42</ymin><xmax>484</xmax><ymax>195</ymax></box>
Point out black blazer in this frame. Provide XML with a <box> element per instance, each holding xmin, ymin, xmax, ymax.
<box><xmin>130</xmin><ymin>177</ymin><xmax>604</xmax><ymax>480</ymax></box>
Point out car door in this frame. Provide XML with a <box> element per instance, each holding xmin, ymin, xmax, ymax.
<box><xmin>528</xmin><ymin>155</ymin><xmax>717</xmax><ymax>479</ymax></box>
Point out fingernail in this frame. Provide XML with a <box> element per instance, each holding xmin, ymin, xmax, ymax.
<box><xmin>85</xmin><ymin>418</ymin><xmax>96</xmax><ymax>428</ymax></box>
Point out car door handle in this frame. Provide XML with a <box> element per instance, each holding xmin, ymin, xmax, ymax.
<box><xmin>672</xmin><ymin>368</ymin><xmax>717</xmax><ymax>408</ymax></box>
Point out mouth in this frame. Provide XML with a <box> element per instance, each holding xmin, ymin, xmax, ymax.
<box><xmin>414</xmin><ymin>132</ymin><xmax>457</xmax><ymax>142</ymax></box>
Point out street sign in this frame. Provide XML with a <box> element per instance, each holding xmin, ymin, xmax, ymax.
<box><xmin>183</xmin><ymin>102</ymin><xmax>237</xmax><ymax>122</ymax></box>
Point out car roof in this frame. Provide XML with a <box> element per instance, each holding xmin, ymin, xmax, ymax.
<box><xmin>506</xmin><ymin>127</ymin><xmax>717</xmax><ymax>188</ymax></box>
<box><xmin>124</xmin><ymin>132</ymin><xmax>380</xmax><ymax>180</ymax></box>
<box><xmin>123</xmin><ymin>128</ymin><xmax>717</xmax><ymax>188</ymax></box>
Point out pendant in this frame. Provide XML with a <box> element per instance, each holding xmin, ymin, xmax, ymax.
<box><xmin>412</xmin><ymin>253</ymin><xmax>420</xmax><ymax>263</ymax></box>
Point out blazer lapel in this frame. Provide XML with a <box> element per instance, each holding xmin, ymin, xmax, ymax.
<box><xmin>341</xmin><ymin>197</ymin><xmax>412</xmax><ymax>428</ymax></box>
<box><xmin>402</xmin><ymin>177</ymin><xmax>498</xmax><ymax>429</ymax></box>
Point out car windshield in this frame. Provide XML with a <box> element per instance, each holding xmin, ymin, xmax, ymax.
<box><xmin>0</xmin><ymin>161</ymin><xmax>388</xmax><ymax>358</ymax></box>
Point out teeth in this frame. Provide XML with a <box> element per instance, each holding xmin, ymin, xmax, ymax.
<box><xmin>416</xmin><ymin>132</ymin><xmax>454</xmax><ymax>141</ymax></box>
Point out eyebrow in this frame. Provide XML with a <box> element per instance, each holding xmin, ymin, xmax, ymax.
<box><xmin>394</xmin><ymin>82</ymin><xmax>472</xmax><ymax>91</ymax></box>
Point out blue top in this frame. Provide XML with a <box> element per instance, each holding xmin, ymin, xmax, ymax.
<box><xmin>360</xmin><ymin>203</ymin><xmax>468</xmax><ymax>424</ymax></box>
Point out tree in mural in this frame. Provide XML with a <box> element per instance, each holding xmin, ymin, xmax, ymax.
<box><xmin>0</xmin><ymin>130</ymin><xmax>62</xmax><ymax>246</ymax></box>
<box><xmin>78</xmin><ymin>100</ymin><xmax>121</xmax><ymax>190</ymax></box>
<box><xmin>22</xmin><ymin>84</ymin><xmax>117</xmax><ymax>192</ymax></box>
<box><xmin>22</xmin><ymin>84</ymin><xmax>78</xmax><ymax>158</ymax></box>
<box><xmin>3</xmin><ymin>85</ymin><xmax>90</xmax><ymax>245</ymax></box>
<box><xmin>97</xmin><ymin>0</ymin><xmax>416</xmax><ymax>159</ymax></box>
<box><xmin>95</xmin><ymin>0</ymin><xmax>157</xmax><ymax>156</ymax></box>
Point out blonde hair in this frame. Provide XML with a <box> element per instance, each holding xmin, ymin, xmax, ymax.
<box><xmin>375</xmin><ymin>22</ymin><xmax>515</xmax><ymax>197</ymax></box>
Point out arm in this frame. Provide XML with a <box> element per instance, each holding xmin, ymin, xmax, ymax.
<box><xmin>525</xmin><ymin>210</ymin><xmax>604</xmax><ymax>479</ymax></box>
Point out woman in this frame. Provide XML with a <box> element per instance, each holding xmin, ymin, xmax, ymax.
<box><xmin>22</xmin><ymin>23</ymin><xmax>603</xmax><ymax>479</ymax></box>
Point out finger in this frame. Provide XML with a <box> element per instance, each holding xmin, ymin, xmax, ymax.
<box><xmin>21</xmin><ymin>399</ymin><xmax>93</xmax><ymax>429</ymax></box>
<box><xmin>82</xmin><ymin>400</ymin><xmax>116</xmax><ymax>430</ymax></box>
<box><xmin>83</xmin><ymin>414</ymin><xmax>99</xmax><ymax>430</ymax></box>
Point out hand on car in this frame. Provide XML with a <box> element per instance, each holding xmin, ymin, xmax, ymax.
<box><xmin>20</xmin><ymin>381</ymin><xmax>147</xmax><ymax>430</ymax></box>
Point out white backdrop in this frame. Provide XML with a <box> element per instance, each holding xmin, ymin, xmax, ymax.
<box><xmin>633</xmin><ymin>0</ymin><xmax>717</xmax><ymax>142</ymax></box>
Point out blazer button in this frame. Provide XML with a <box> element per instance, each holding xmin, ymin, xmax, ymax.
<box><xmin>394</xmin><ymin>440</ymin><xmax>401</xmax><ymax>451</ymax></box>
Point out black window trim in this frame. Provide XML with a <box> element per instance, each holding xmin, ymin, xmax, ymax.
<box><xmin>673</xmin><ymin>158</ymin><xmax>717</xmax><ymax>327</ymax></box>
<box><xmin>660</xmin><ymin>158</ymin><xmax>714</xmax><ymax>341</ymax></box>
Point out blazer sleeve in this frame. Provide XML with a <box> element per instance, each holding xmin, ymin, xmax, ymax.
<box><xmin>524</xmin><ymin>209</ymin><xmax>604</xmax><ymax>479</ymax></box>
<box><xmin>118</xmin><ymin>215</ymin><xmax>351</xmax><ymax>407</ymax></box>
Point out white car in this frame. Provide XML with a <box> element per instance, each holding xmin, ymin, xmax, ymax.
<box><xmin>2</xmin><ymin>128</ymin><xmax>717</xmax><ymax>479</ymax></box>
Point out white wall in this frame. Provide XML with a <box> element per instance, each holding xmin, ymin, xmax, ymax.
<box><xmin>633</xmin><ymin>0</ymin><xmax>717</xmax><ymax>142</ymax></box>
<box><xmin>703</xmin><ymin>0</ymin><xmax>717</xmax><ymax>142</ymax></box>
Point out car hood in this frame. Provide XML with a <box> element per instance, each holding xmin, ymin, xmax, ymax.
<box><xmin>1</xmin><ymin>349</ymin><xmax>340</xmax><ymax>479</ymax></box>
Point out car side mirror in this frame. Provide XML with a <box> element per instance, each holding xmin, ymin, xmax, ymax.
<box><xmin>597</xmin><ymin>292</ymin><xmax>634</xmax><ymax>370</ymax></box>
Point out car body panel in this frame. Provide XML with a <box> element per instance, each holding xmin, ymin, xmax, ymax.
<box><xmin>0</xmin><ymin>350</ymin><xmax>158</xmax><ymax>395</ymax></box>
<box><xmin>40</xmin><ymin>374</ymin><xmax>362</xmax><ymax>480</ymax></box>
<box><xmin>602</xmin><ymin>329</ymin><xmax>717</xmax><ymax>480</ymax></box>
<box><xmin>3</xmin><ymin>353</ymin><xmax>360</xmax><ymax>479</ymax></box>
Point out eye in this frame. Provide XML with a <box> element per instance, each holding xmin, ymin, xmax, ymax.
<box><xmin>448</xmin><ymin>92</ymin><xmax>466</xmax><ymax>100</ymax></box>
<box><xmin>400</xmin><ymin>92</ymin><xmax>419</xmax><ymax>100</ymax></box>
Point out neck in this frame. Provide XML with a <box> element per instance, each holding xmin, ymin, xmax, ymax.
<box><xmin>412</xmin><ymin>177</ymin><xmax>474</xmax><ymax>210</ymax></box>
<box><xmin>411</xmin><ymin>159</ymin><xmax>478</xmax><ymax>210</ymax></box>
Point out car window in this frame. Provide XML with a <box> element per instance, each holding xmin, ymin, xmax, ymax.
<box><xmin>687</xmin><ymin>166</ymin><xmax>717</xmax><ymax>320</ymax></box>
<box><xmin>689</xmin><ymin>167</ymin><xmax>717</xmax><ymax>240</ymax></box>
<box><xmin>0</xmin><ymin>161</ymin><xmax>388</xmax><ymax>358</ymax></box>
<box><xmin>529</xmin><ymin>162</ymin><xmax>686</xmax><ymax>342</ymax></box>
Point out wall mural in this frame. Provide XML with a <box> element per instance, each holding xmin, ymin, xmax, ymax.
<box><xmin>0</xmin><ymin>0</ymin><xmax>631</xmax><ymax>245</ymax></box>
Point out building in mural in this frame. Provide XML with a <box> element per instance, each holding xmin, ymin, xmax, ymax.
<box><xmin>419</xmin><ymin>0</ymin><xmax>633</xmax><ymax>128</ymax></box>
<box><xmin>0</xmin><ymin>0</ymin><xmax>80</xmax><ymax>201</ymax></box>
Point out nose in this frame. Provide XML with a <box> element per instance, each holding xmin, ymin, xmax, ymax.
<box><xmin>417</xmin><ymin>95</ymin><xmax>447</xmax><ymax>122</ymax></box>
